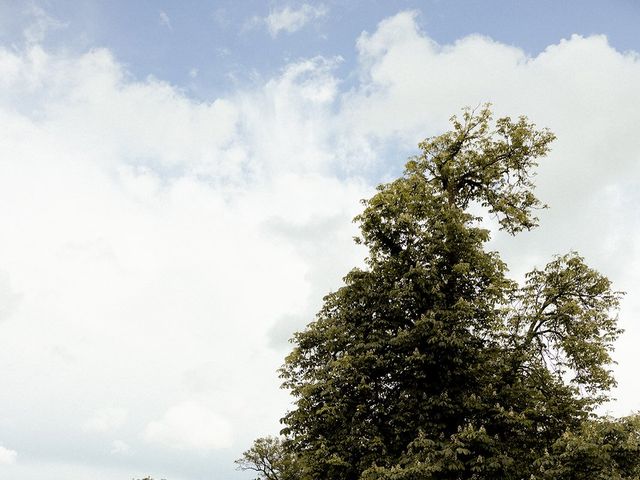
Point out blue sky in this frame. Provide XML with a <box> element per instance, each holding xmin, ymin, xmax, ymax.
<box><xmin>0</xmin><ymin>2</ymin><xmax>640</xmax><ymax>480</ymax></box>
<box><xmin>4</xmin><ymin>0</ymin><xmax>639</xmax><ymax>99</ymax></box>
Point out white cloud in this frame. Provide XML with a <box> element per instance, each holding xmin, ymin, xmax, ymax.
<box><xmin>263</xmin><ymin>3</ymin><xmax>328</xmax><ymax>37</ymax></box>
<box><xmin>0</xmin><ymin>40</ymin><xmax>367</xmax><ymax>472</ymax></box>
<box><xmin>0</xmin><ymin>271</ymin><xmax>20</xmax><ymax>322</ymax></box>
<box><xmin>216</xmin><ymin>46</ymin><xmax>231</xmax><ymax>57</ymax></box>
<box><xmin>144</xmin><ymin>401</ymin><xmax>233</xmax><ymax>451</ymax></box>
<box><xmin>0</xmin><ymin>446</ymin><xmax>17</xmax><ymax>465</ymax></box>
<box><xmin>159</xmin><ymin>10</ymin><xmax>172</xmax><ymax>30</ymax></box>
<box><xmin>23</xmin><ymin>5</ymin><xmax>66</xmax><ymax>44</ymax></box>
<box><xmin>83</xmin><ymin>408</ymin><xmax>128</xmax><ymax>433</ymax></box>
<box><xmin>110</xmin><ymin>440</ymin><xmax>131</xmax><ymax>455</ymax></box>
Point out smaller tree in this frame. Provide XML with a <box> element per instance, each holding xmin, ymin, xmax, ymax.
<box><xmin>236</xmin><ymin>436</ymin><xmax>299</xmax><ymax>480</ymax></box>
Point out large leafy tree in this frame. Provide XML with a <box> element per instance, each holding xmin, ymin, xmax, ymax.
<box><xmin>238</xmin><ymin>106</ymin><xmax>636</xmax><ymax>479</ymax></box>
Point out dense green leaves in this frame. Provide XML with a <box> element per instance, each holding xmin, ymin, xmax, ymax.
<box><xmin>238</xmin><ymin>106</ymin><xmax>635</xmax><ymax>480</ymax></box>
<box><xmin>536</xmin><ymin>415</ymin><xmax>640</xmax><ymax>480</ymax></box>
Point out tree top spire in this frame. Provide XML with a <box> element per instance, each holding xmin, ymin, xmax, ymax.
<box><xmin>412</xmin><ymin>104</ymin><xmax>555</xmax><ymax>233</ymax></box>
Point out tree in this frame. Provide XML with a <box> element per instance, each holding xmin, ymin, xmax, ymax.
<box><xmin>236</xmin><ymin>436</ymin><xmax>300</xmax><ymax>480</ymax></box>
<box><xmin>239</xmin><ymin>106</ymin><xmax>634</xmax><ymax>479</ymax></box>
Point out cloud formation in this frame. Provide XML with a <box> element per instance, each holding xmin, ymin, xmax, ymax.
<box><xmin>262</xmin><ymin>3</ymin><xmax>328</xmax><ymax>37</ymax></box>
<box><xmin>0</xmin><ymin>9</ymin><xmax>639</xmax><ymax>480</ymax></box>
<box><xmin>22</xmin><ymin>4</ymin><xmax>66</xmax><ymax>44</ymax></box>
<box><xmin>144</xmin><ymin>401</ymin><xmax>233</xmax><ymax>451</ymax></box>
<box><xmin>0</xmin><ymin>272</ymin><xmax>20</xmax><ymax>323</ymax></box>
<box><xmin>0</xmin><ymin>38</ymin><xmax>367</xmax><ymax>479</ymax></box>
<box><xmin>159</xmin><ymin>10</ymin><xmax>172</xmax><ymax>30</ymax></box>
<box><xmin>0</xmin><ymin>446</ymin><xmax>17</xmax><ymax>465</ymax></box>
<box><xmin>83</xmin><ymin>408</ymin><xmax>128</xmax><ymax>433</ymax></box>
<box><xmin>110</xmin><ymin>440</ymin><xmax>131</xmax><ymax>455</ymax></box>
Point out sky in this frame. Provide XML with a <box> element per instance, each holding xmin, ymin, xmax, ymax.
<box><xmin>0</xmin><ymin>1</ymin><xmax>639</xmax><ymax>479</ymax></box>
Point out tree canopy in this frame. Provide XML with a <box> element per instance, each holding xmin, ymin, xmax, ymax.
<box><xmin>238</xmin><ymin>106</ymin><xmax>637</xmax><ymax>480</ymax></box>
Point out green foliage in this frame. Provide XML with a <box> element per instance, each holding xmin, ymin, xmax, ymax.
<box><xmin>239</xmin><ymin>105</ymin><xmax>635</xmax><ymax>479</ymax></box>
<box><xmin>536</xmin><ymin>414</ymin><xmax>640</xmax><ymax>479</ymax></box>
<box><xmin>236</xmin><ymin>436</ymin><xmax>300</xmax><ymax>480</ymax></box>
